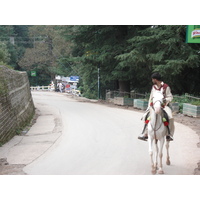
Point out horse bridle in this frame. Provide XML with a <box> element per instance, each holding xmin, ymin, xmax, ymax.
<box><xmin>151</xmin><ymin>97</ymin><xmax>164</xmax><ymax>110</ymax></box>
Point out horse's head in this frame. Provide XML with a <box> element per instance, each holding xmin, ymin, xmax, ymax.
<box><xmin>152</xmin><ymin>91</ymin><xmax>164</xmax><ymax>114</ymax></box>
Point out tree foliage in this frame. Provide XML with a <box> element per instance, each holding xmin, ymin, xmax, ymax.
<box><xmin>18</xmin><ymin>25</ymin><xmax>72</xmax><ymax>85</ymax></box>
<box><xmin>117</xmin><ymin>25</ymin><xmax>200</xmax><ymax>94</ymax></box>
<box><xmin>1</xmin><ymin>25</ymin><xmax>199</xmax><ymax>97</ymax></box>
<box><xmin>0</xmin><ymin>42</ymin><xmax>10</xmax><ymax>64</ymax></box>
<box><xmin>0</xmin><ymin>25</ymin><xmax>31</xmax><ymax>69</ymax></box>
<box><xmin>62</xmin><ymin>25</ymin><xmax>151</xmax><ymax>98</ymax></box>
<box><xmin>63</xmin><ymin>25</ymin><xmax>200</xmax><ymax>97</ymax></box>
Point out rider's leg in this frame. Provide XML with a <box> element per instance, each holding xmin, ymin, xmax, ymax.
<box><xmin>163</xmin><ymin>108</ymin><xmax>174</xmax><ymax>141</ymax></box>
<box><xmin>138</xmin><ymin>111</ymin><xmax>149</xmax><ymax>141</ymax></box>
<box><xmin>169</xmin><ymin>118</ymin><xmax>174</xmax><ymax>136</ymax></box>
<box><xmin>166</xmin><ymin>118</ymin><xmax>174</xmax><ymax>141</ymax></box>
<box><xmin>138</xmin><ymin>124</ymin><xmax>148</xmax><ymax>141</ymax></box>
<box><xmin>166</xmin><ymin>126</ymin><xmax>173</xmax><ymax>141</ymax></box>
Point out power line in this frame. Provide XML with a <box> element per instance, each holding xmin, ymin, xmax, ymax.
<box><xmin>0</xmin><ymin>41</ymin><xmax>44</xmax><ymax>44</ymax></box>
<box><xmin>0</xmin><ymin>36</ymin><xmax>48</xmax><ymax>44</ymax></box>
<box><xmin>0</xmin><ymin>36</ymin><xmax>47</xmax><ymax>39</ymax></box>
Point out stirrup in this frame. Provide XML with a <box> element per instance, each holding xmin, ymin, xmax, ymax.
<box><xmin>138</xmin><ymin>135</ymin><xmax>148</xmax><ymax>141</ymax></box>
<box><xmin>166</xmin><ymin>135</ymin><xmax>173</xmax><ymax>141</ymax></box>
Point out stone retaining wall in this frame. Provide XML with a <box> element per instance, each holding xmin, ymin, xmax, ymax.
<box><xmin>0</xmin><ymin>66</ymin><xmax>35</xmax><ymax>144</ymax></box>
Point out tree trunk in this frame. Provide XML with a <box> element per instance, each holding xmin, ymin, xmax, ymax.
<box><xmin>118</xmin><ymin>80</ymin><xmax>130</xmax><ymax>93</ymax></box>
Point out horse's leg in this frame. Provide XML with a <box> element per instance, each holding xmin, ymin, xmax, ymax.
<box><xmin>166</xmin><ymin>141</ymin><xmax>170</xmax><ymax>165</ymax></box>
<box><xmin>149</xmin><ymin>137</ymin><xmax>156</xmax><ymax>174</ymax></box>
<box><xmin>154</xmin><ymin>139</ymin><xmax>158</xmax><ymax>170</ymax></box>
<box><xmin>158</xmin><ymin>138</ymin><xmax>164</xmax><ymax>174</ymax></box>
<box><xmin>166</xmin><ymin>119</ymin><xmax>174</xmax><ymax>165</ymax></box>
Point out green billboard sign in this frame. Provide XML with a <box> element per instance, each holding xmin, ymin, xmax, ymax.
<box><xmin>186</xmin><ymin>25</ymin><xmax>200</xmax><ymax>43</ymax></box>
<box><xmin>31</xmin><ymin>71</ymin><xmax>36</xmax><ymax>77</ymax></box>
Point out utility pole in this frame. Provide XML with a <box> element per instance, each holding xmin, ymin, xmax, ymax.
<box><xmin>33</xmin><ymin>35</ymin><xmax>37</xmax><ymax>86</ymax></box>
<box><xmin>98</xmin><ymin>67</ymin><xmax>100</xmax><ymax>99</ymax></box>
<box><xmin>10</xmin><ymin>37</ymin><xmax>15</xmax><ymax>45</ymax></box>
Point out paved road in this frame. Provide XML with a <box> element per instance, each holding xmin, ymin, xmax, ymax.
<box><xmin>22</xmin><ymin>91</ymin><xmax>199</xmax><ymax>175</ymax></box>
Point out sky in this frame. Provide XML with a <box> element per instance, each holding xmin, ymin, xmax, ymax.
<box><xmin>1</xmin><ymin>1</ymin><xmax>199</xmax><ymax>25</ymax></box>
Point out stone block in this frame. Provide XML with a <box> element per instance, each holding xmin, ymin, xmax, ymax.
<box><xmin>137</xmin><ymin>99</ymin><xmax>148</xmax><ymax>110</ymax></box>
<box><xmin>183</xmin><ymin>103</ymin><xmax>200</xmax><ymax>117</ymax></box>
<box><xmin>170</xmin><ymin>102</ymin><xmax>179</xmax><ymax>113</ymax></box>
<box><xmin>114</xmin><ymin>97</ymin><xmax>133</xmax><ymax>106</ymax></box>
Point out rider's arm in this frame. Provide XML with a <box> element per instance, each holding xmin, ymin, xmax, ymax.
<box><xmin>165</xmin><ymin>87</ymin><xmax>173</xmax><ymax>105</ymax></box>
<box><xmin>148</xmin><ymin>87</ymin><xmax>153</xmax><ymax>106</ymax></box>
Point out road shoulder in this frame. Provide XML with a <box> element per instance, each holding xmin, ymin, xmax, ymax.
<box><xmin>0</xmin><ymin>102</ymin><xmax>62</xmax><ymax>175</ymax></box>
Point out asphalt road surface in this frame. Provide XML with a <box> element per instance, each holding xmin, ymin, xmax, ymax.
<box><xmin>23</xmin><ymin>91</ymin><xmax>200</xmax><ymax>175</ymax></box>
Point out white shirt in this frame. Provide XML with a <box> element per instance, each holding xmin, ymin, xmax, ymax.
<box><xmin>148</xmin><ymin>82</ymin><xmax>173</xmax><ymax>106</ymax></box>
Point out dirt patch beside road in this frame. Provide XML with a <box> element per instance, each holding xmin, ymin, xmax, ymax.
<box><xmin>0</xmin><ymin>158</ymin><xmax>26</xmax><ymax>175</ymax></box>
<box><xmin>173</xmin><ymin>113</ymin><xmax>200</xmax><ymax>175</ymax></box>
<box><xmin>173</xmin><ymin>113</ymin><xmax>200</xmax><ymax>146</ymax></box>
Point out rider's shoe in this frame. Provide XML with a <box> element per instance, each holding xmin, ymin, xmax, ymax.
<box><xmin>138</xmin><ymin>134</ymin><xmax>148</xmax><ymax>141</ymax></box>
<box><xmin>166</xmin><ymin>135</ymin><xmax>173</xmax><ymax>141</ymax></box>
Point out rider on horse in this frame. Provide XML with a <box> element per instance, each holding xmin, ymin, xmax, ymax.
<box><xmin>138</xmin><ymin>72</ymin><xmax>174</xmax><ymax>141</ymax></box>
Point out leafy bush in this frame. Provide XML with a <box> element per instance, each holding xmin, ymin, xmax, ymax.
<box><xmin>172</xmin><ymin>95</ymin><xmax>187</xmax><ymax>113</ymax></box>
<box><xmin>190</xmin><ymin>100</ymin><xmax>200</xmax><ymax>106</ymax></box>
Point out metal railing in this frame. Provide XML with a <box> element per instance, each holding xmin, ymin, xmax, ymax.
<box><xmin>185</xmin><ymin>93</ymin><xmax>200</xmax><ymax>100</ymax></box>
<box><xmin>105</xmin><ymin>90</ymin><xmax>149</xmax><ymax>100</ymax></box>
<box><xmin>30</xmin><ymin>86</ymin><xmax>54</xmax><ymax>91</ymax></box>
<box><xmin>173</xmin><ymin>93</ymin><xmax>200</xmax><ymax>102</ymax></box>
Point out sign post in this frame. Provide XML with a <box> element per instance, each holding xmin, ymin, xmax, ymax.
<box><xmin>31</xmin><ymin>71</ymin><xmax>37</xmax><ymax>86</ymax></box>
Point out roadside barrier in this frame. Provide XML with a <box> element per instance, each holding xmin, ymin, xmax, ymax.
<box><xmin>30</xmin><ymin>86</ymin><xmax>54</xmax><ymax>91</ymax></box>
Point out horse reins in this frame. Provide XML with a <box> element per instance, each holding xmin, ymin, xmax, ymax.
<box><xmin>150</xmin><ymin>100</ymin><xmax>164</xmax><ymax>140</ymax></box>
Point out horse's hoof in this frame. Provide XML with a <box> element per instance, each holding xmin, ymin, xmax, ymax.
<box><xmin>151</xmin><ymin>170</ymin><xmax>157</xmax><ymax>175</ymax></box>
<box><xmin>166</xmin><ymin>160</ymin><xmax>171</xmax><ymax>165</ymax></box>
<box><xmin>158</xmin><ymin>170</ymin><xmax>164</xmax><ymax>174</ymax></box>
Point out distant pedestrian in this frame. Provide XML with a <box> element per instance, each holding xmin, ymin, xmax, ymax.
<box><xmin>58</xmin><ymin>82</ymin><xmax>63</xmax><ymax>93</ymax></box>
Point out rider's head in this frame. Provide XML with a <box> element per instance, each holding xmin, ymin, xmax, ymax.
<box><xmin>151</xmin><ymin>72</ymin><xmax>162</xmax><ymax>84</ymax></box>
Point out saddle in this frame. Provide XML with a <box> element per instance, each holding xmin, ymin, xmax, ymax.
<box><xmin>162</xmin><ymin>109</ymin><xmax>169</xmax><ymax>124</ymax></box>
<box><xmin>144</xmin><ymin>109</ymin><xmax>170</xmax><ymax>134</ymax></box>
<box><xmin>162</xmin><ymin>109</ymin><xmax>171</xmax><ymax>136</ymax></box>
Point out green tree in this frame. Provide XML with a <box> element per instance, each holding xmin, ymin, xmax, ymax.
<box><xmin>117</xmin><ymin>25</ymin><xmax>200</xmax><ymax>94</ymax></box>
<box><xmin>3</xmin><ymin>25</ymin><xmax>199</xmax><ymax>96</ymax></box>
<box><xmin>19</xmin><ymin>25</ymin><xmax>72</xmax><ymax>85</ymax></box>
<box><xmin>0</xmin><ymin>42</ymin><xmax>10</xmax><ymax>64</ymax></box>
<box><xmin>0</xmin><ymin>25</ymin><xmax>31</xmax><ymax>69</ymax></box>
<box><xmin>63</xmin><ymin>25</ymin><xmax>149</xmax><ymax>98</ymax></box>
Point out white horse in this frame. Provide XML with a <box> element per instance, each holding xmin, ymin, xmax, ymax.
<box><xmin>147</xmin><ymin>91</ymin><xmax>171</xmax><ymax>174</ymax></box>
